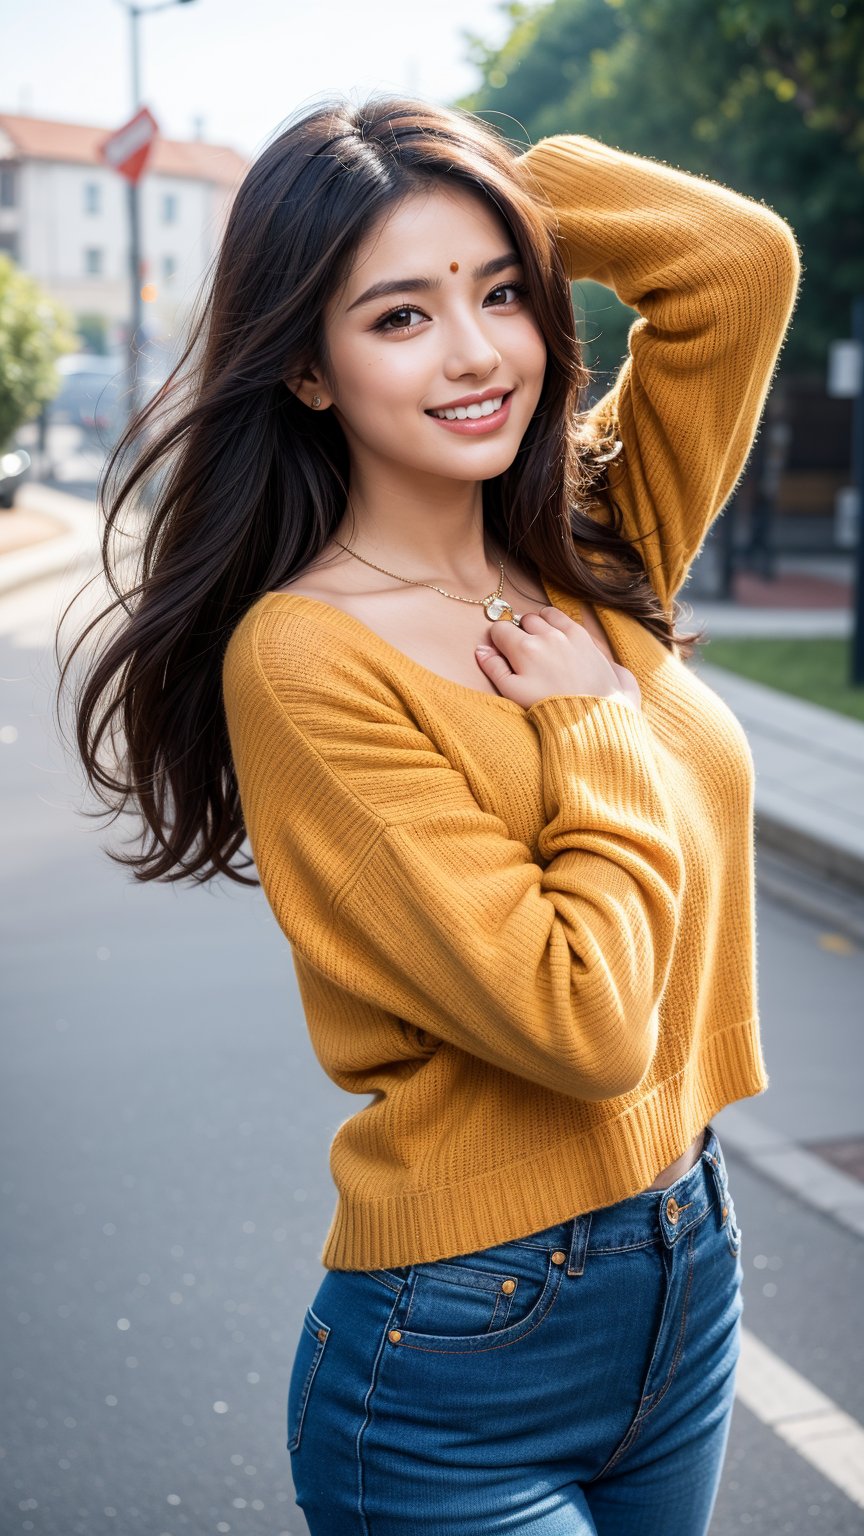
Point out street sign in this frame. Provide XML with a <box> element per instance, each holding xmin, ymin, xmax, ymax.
<box><xmin>98</xmin><ymin>107</ymin><xmax>159</xmax><ymax>185</ymax></box>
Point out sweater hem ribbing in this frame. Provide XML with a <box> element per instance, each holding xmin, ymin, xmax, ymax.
<box><xmin>318</xmin><ymin>1017</ymin><xmax>768</xmax><ymax>1271</ymax></box>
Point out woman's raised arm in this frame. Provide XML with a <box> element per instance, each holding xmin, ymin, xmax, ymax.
<box><xmin>515</xmin><ymin>132</ymin><xmax>802</xmax><ymax>611</ymax></box>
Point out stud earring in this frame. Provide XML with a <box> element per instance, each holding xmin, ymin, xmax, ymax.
<box><xmin>311</xmin><ymin>394</ymin><xmax>322</xmax><ymax>408</ymax></box>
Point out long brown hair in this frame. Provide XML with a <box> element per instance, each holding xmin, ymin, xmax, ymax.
<box><xmin>56</xmin><ymin>92</ymin><xmax>703</xmax><ymax>888</ymax></box>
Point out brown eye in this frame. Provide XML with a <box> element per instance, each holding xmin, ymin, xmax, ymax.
<box><xmin>374</xmin><ymin>305</ymin><xmax>426</xmax><ymax>334</ymax></box>
<box><xmin>486</xmin><ymin>281</ymin><xmax>529</xmax><ymax>305</ymax></box>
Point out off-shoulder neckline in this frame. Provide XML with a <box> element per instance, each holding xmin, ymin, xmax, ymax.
<box><xmin>255</xmin><ymin>582</ymin><xmax>625</xmax><ymax>715</ymax></box>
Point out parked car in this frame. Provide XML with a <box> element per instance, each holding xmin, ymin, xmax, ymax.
<box><xmin>49</xmin><ymin>352</ymin><xmax>167</xmax><ymax>438</ymax></box>
<box><xmin>0</xmin><ymin>445</ymin><xmax>31</xmax><ymax>509</ymax></box>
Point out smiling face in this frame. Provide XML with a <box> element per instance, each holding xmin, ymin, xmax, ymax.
<box><xmin>316</xmin><ymin>182</ymin><xmax>548</xmax><ymax>489</ymax></box>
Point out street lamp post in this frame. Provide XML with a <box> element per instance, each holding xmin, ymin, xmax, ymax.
<box><xmin>114</xmin><ymin>0</ymin><xmax>197</xmax><ymax>419</ymax></box>
<box><xmin>850</xmin><ymin>297</ymin><xmax>864</xmax><ymax>687</ymax></box>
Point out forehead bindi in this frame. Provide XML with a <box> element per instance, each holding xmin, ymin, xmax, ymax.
<box><xmin>340</xmin><ymin>190</ymin><xmax>517</xmax><ymax>310</ymax></box>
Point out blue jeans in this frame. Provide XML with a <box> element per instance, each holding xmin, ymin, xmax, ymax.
<box><xmin>287</xmin><ymin>1122</ymin><xmax>743</xmax><ymax>1534</ymax></box>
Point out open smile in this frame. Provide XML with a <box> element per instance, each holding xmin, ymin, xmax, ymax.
<box><xmin>425</xmin><ymin>390</ymin><xmax>514</xmax><ymax>435</ymax></box>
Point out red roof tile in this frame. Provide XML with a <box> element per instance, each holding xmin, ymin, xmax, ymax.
<box><xmin>0</xmin><ymin>111</ymin><xmax>249</xmax><ymax>187</ymax></box>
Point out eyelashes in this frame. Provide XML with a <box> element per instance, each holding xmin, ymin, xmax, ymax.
<box><xmin>372</xmin><ymin>281</ymin><xmax>531</xmax><ymax>336</ymax></box>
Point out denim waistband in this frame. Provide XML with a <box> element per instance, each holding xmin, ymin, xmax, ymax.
<box><xmin>508</xmin><ymin>1123</ymin><xmax>731</xmax><ymax>1272</ymax></box>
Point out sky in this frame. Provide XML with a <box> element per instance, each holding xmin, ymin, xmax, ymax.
<box><xmin>1</xmin><ymin>0</ymin><xmax>516</xmax><ymax>161</ymax></box>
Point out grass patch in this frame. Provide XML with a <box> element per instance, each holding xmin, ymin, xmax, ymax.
<box><xmin>693</xmin><ymin>637</ymin><xmax>864</xmax><ymax>724</ymax></box>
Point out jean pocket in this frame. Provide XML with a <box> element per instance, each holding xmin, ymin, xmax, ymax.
<box><xmin>287</xmin><ymin>1305</ymin><xmax>330</xmax><ymax>1454</ymax></box>
<box><xmin>394</xmin><ymin>1245</ymin><xmax>564</xmax><ymax>1353</ymax></box>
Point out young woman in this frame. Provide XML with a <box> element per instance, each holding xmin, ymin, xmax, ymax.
<box><xmin>62</xmin><ymin>94</ymin><xmax>800</xmax><ymax>1533</ymax></box>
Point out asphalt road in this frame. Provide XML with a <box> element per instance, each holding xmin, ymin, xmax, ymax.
<box><xmin>1</xmin><ymin>566</ymin><xmax>862</xmax><ymax>1536</ymax></box>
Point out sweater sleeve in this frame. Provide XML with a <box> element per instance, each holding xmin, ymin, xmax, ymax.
<box><xmin>514</xmin><ymin>133</ymin><xmax>803</xmax><ymax>610</ymax></box>
<box><xmin>223</xmin><ymin>616</ymin><xmax>686</xmax><ymax>1103</ymax></box>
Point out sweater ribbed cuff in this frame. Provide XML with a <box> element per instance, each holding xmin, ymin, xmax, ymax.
<box><xmin>525</xmin><ymin>693</ymin><xmax>678</xmax><ymax>863</ymax></box>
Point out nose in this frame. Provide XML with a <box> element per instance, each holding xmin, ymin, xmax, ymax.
<box><xmin>442</xmin><ymin>306</ymin><xmax>502</xmax><ymax>383</ymax></box>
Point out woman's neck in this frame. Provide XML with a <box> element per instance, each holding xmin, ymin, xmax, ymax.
<box><xmin>329</xmin><ymin>506</ymin><xmax>505</xmax><ymax>591</ymax></box>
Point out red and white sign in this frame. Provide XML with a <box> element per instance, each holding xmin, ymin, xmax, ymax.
<box><xmin>98</xmin><ymin>107</ymin><xmax>159</xmax><ymax>184</ymax></box>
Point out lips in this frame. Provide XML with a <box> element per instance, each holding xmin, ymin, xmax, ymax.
<box><xmin>427</xmin><ymin>390</ymin><xmax>513</xmax><ymax>422</ymax></box>
<box><xmin>426</xmin><ymin>391</ymin><xmax>515</xmax><ymax>436</ymax></box>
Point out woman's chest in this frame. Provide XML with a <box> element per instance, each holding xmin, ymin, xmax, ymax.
<box><xmin>278</xmin><ymin>569</ymin><xmax>618</xmax><ymax>696</ymax></box>
<box><xmin>420</xmin><ymin>642</ymin><xmax>755</xmax><ymax>866</ymax></box>
<box><xmin>365</xmin><ymin>589</ymin><xmax>618</xmax><ymax>696</ymax></box>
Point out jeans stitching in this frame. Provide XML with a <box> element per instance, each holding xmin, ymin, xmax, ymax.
<box><xmin>726</xmin><ymin>1208</ymin><xmax>742</xmax><ymax>1258</ymax></box>
<box><xmin>394</xmin><ymin>1259</ymin><xmax>564</xmax><ymax>1354</ymax></box>
<box><xmin>288</xmin><ymin>1307</ymin><xmax>331</xmax><ymax>1455</ymax></box>
<box><xmin>355</xmin><ymin>1285</ymin><xmax>404</xmax><ymax>1535</ymax></box>
<box><xmin>636</xmin><ymin>1225</ymin><xmax>696</xmax><ymax>1424</ymax></box>
<box><xmin>585</xmin><ymin>1245</ymin><xmax>674</xmax><ymax>1482</ymax></box>
<box><xmin>582</xmin><ymin>1238</ymin><xmax>657</xmax><ymax>1254</ymax></box>
<box><xmin>363</xmin><ymin>1270</ymin><xmax>404</xmax><ymax>1293</ymax></box>
<box><xmin>589</xmin><ymin>1411</ymin><xmax>642</xmax><ymax>1481</ymax></box>
<box><xmin>411</xmin><ymin>1260</ymin><xmax>516</xmax><ymax>1294</ymax></box>
<box><xmin>588</xmin><ymin>1227</ymin><xmax>696</xmax><ymax>1481</ymax></box>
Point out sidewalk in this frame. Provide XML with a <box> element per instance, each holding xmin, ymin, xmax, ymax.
<box><xmin>690</xmin><ymin>657</ymin><xmax>864</xmax><ymax>896</ymax></box>
<box><xmin>2</xmin><ymin>483</ymin><xmax>863</xmax><ymax>897</ymax></box>
<box><xmin>685</xmin><ymin>563</ymin><xmax>864</xmax><ymax>898</ymax></box>
<box><xmin>0</xmin><ymin>481</ymin><xmax>102</xmax><ymax>595</ymax></box>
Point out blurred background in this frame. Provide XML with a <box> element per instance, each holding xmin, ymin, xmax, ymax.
<box><xmin>1</xmin><ymin>3</ymin><xmax>863</xmax><ymax>1533</ymax></box>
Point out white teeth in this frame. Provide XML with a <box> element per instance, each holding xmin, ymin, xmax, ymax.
<box><xmin>431</xmin><ymin>395</ymin><xmax>504</xmax><ymax>421</ymax></box>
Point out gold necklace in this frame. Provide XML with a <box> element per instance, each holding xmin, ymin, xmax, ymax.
<box><xmin>331</xmin><ymin>539</ymin><xmax>524</xmax><ymax>626</ymax></box>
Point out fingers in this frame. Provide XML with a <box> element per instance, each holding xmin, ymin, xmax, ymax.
<box><xmin>475</xmin><ymin>606</ymin><xmax>571</xmax><ymax>669</ymax></box>
<box><xmin>536</xmin><ymin>605</ymin><xmax>576</xmax><ymax>632</ymax></box>
<box><xmin>476</xmin><ymin>607</ymin><xmax>565</xmax><ymax>669</ymax></box>
<box><xmin>515</xmin><ymin>606</ymin><xmax>570</xmax><ymax>634</ymax></box>
<box><xmin>611</xmin><ymin>661</ymin><xmax>643</xmax><ymax>711</ymax></box>
<box><xmin>474</xmin><ymin>645</ymin><xmax>514</xmax><ymax>688</ymax></box>
<box><xmin>480</xmin><ymin>613</ymin><xmax>535</xmax><ymax>653</ymax></box>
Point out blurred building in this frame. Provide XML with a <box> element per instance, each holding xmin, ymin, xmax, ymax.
<box><xmin>0</xmin><ymin>111</ymin><xmax>249</xmax><ymax>353</ymax></box>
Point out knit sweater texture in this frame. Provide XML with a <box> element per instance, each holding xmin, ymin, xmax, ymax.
<box><xmin>221</xmin><ymin>132</ymin><xmax>802</xmax><ymax>1273</ymax></box>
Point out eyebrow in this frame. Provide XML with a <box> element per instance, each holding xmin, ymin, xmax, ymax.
<box><xmin>346</xmin><ymin>251</ymin><xmax>524</xmax><ymax>312</ymax></box>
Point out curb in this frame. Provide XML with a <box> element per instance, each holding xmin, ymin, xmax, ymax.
<box><xmin>756</xmin><ymin>853</ymin><xmax>864</xmax><ymax>947</ymax></box>
<box><xmin>755</xmin><ymin>810</ymin><xmax>864</xmax><ymax>902</ymax></box>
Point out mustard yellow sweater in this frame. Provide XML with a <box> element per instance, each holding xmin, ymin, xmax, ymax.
<box><xmin>221</xmin><ymin>133</ymin><xmax>801</xmax><ymax>1272</ymax></box>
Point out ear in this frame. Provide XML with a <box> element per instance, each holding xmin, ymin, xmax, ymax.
<box><xmin>283</xmin><ymin>368</ymin><xmax>331</xmax><ymax>411</ymax></box>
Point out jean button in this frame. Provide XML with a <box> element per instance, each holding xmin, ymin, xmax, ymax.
<box><xmin>666</xmin><ymin>1196</ymin><xmax>681</xmax><ymax>1224</ymax></box>
<box><xmin>551</xmin><ymin>1250</ymin><xmax>566</xmax><ymax>1265</ymax></box>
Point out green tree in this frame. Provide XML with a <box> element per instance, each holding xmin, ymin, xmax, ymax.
<box><xmin>76</xmin><ymin>312</ymin><xmax>110</xmax><ymax>355</ymax></box>
<box><xmin>457</xmin><ymin>0</ymin><xmax>863</xmax><ymax>376</ymax></box>
<box><xmin>0</xmin><ymin>254</ymin><xmax>78</xmax><ymax>448</ymax></box>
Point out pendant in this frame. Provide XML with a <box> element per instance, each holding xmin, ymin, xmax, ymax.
<box><xmin>483</xmin><ymin>595</ymin><xmax>521</xmax><ymax>625</ymax></box>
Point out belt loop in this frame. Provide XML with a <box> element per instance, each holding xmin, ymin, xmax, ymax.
<box><xmin>567</xmin><ymin>1212</ymin><xmax>592</xmax><ymax>1276</ymax></box>
<box><xmin>702</xmin><ymin>1140</ymin><xmax>728</xmax><ymax>1224</ymax></box>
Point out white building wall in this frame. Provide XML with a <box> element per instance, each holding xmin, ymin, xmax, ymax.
<box><xmin>0</xmin><ymin>149</ymin><xmax>236</xmax><ymax>353</ymax></box>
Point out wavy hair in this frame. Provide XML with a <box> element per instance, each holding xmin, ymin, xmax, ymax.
<box><xmin>56</xmin><ymin>92</ymin><xmax>703</xmax><ymax>888</ymax></box>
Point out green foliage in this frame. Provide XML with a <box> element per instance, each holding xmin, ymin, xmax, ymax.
<box><xmin>457</xmin><ymin>0</ymin><xmax>863</xmax><ymax>375</ymax></box>
<box><xmin>76</xmin><ymin>312</ymin><xmax>110</xmax><ymax>355</ymax></box>
<box><xmin>0</xmin><ymin>254</ymin><xmax>78</xmax><ymax>448</ymax></box>
<box><xmin>695</xmin><ymin>637</ymin><xmax>864</xmax><ymax>718</ymax></box>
